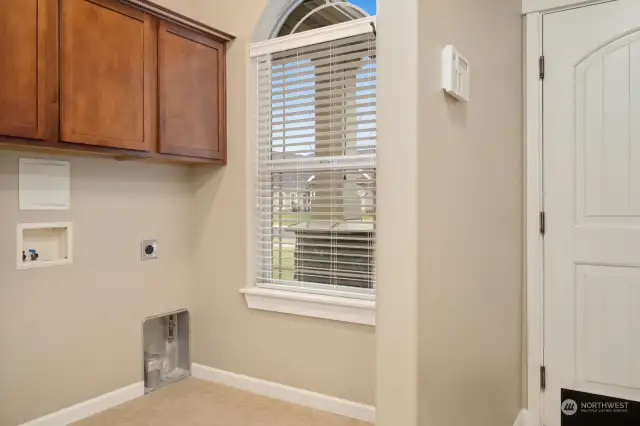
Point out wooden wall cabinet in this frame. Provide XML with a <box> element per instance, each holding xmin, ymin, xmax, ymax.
<box><xmin>159</xmin><ymin>22</ymin><xmax>226</xmax><ymax>161</ymax></box>
<box><xmin>0</xmin><ymin>0</ymin><xmax>233</xmax><ymax>164</ymax></box>
<box><xmin>0</xmin><ymin>0</ymin><xmax>58</xmax><ymax>140</ymax></box>
<box><xmin>61</xmin><ymin>0</ymin><xmax>157</xmax><ymax>151</ymax></box>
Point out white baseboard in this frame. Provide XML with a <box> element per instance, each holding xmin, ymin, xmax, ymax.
<box><xmin>513</xmin><ymin>409</ymin><xmax>532</xmax><ymax>426</ymax></box>
<box><xmin>192</xmin><ymin>363</ymin><xmax>375</xmax><ymax>423</ymax></box>
<box><xmin>20</xmin><ymin>382</ymin><xmax>144</xmax><ymax>426</ymax></box>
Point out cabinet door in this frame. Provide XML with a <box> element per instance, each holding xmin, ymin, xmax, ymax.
<box><xmin>0</xmin><ymin>0</ymin><xmax>58</xmax><ymax>140</ymax></box>
<box><xmin>159</xmin><ymin>22</ymin><xmax>226</xmax><ymax>160</ymax></box>
<box><xmin>61</xmin><ymin>0</ymin><xmax>156</xmax><ymax>151</ymax></box>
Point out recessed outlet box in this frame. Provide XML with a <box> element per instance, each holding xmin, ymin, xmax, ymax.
<box><xmin>17</xmin><ymin>222</ymin><xmax>73</xmax><ymax>270</ymax></box>
<box><xmin>141</xmin><ymin>240</ymin><xmax>157</xmax><ymax>260</ymax></box>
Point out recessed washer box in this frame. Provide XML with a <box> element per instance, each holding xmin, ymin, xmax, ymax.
<box><xmin>143</xmin><ymin>310</ymin><xmax>190</xmax><ymax>393</ymax></box>
<box><xmin>17</xmin><ymin>222</ymin><xmax>73</xmax><ymax>270</ymax></box>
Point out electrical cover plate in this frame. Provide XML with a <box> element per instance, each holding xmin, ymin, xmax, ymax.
<box><xmin>141</xmin><ymin>240</ymin><xmax>158</xmax><ymax>260</ymax></box>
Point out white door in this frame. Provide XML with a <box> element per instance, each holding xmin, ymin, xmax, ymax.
<box><xmin>544</xmin><ymin>1</ymin><xmax>640</xmax><ymax>425</ymax></box>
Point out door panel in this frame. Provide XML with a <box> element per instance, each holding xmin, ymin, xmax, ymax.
<box><xmin>576</xmin><ymin>265</ymin><xmax>640</xmax><ymax>392</ymax></box>
<box><xmin>544</xmin><ymin>1</ymin><xmax>640</xmax><ymax>425</ymax></box>
<box><xmin>159</xmin><ymin>21</ymin><xmax>225</xmax><ymax>160</ymax></box>
<box><xmin>578</xmin><ymin>33</ymin><xmax>640</xmax><ymax>219</ymax></box>
<box><xmin>0</xmin><ymin>0</ymin><xmax>57</xmax><ymax>139</ymax></box>
<box><xmin>61</xmin><ymin>0</ymin><xmax>156</xmax><ymax>150</ymax></box>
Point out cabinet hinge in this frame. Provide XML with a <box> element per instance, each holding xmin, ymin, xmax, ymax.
<box><xmin>540</xmin><ymin>365</ymin><xmax>546</xmax><ymax>391</ymax></box>
<box><xmin>539</xmin><ymin>55</ymin><xmax>545</xmax><ymax>80</ymax></box>
<box><xmin>540</xmin><ymin>211</ymin><xmax>546</xmax><ymax>235</ymax></box>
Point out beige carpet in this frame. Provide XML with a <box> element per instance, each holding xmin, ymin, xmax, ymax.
<box><xmin>73</xmin><ymin>377</ymin><xmax>371</xmax><ymax>426</ymax></box>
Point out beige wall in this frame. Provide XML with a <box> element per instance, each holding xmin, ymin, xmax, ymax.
<box><xmin>416</xmin><ymin>0</ymin><xmax>523</xmax><ymax>425</ymax></box>
<box><xmin>189</xmin><ymin>0</ymin><xmax>376</xmax><ymax>405</ymax></box>
<box><xmin>375</xmin><ymin>0</ymin><xmax>419</xmax><ymax>424</ymax></box>
<box><xmin>156</xmin><ymin>0</ymin><xmax>377</xmax><ymax>406</ymax></box>
<box><xmin>0</xmin><ymin>152</ymin><xmax>194</xmax><ymax>426</ymax></box>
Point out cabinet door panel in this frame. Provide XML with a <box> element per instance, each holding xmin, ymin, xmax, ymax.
<box><xmin>159</xmin><ymin>22</ymin><xmax>226</xmax><ymax>160</ymax></box>
<box><xmin>0</xmin><ymin>0</ymin><xmax>57</xmax><ymax>140</ymax></box>
<box><xmin>61</xmin><ymin>0</ymin><xmax>156</xmax><ymax>151</ymax></box>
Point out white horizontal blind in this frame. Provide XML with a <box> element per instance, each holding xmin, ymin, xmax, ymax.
<box><xmin>255</xmin><ymin>28</ymin><xmax>377</xmax><ymax>299</ymax></box>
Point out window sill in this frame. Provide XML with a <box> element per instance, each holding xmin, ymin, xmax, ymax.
<box><xmin>240</xmin><ymin>287</ymin><xmax>375</xmax><ymax>326</ymax></box>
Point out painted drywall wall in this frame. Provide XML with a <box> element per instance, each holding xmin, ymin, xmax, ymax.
<box><xmin>154</xmin><ymin>0</ymin><xmax>376</xmax><ymax>405</ymax></box>
<box><xmin>416</xmin><ymin>0</ymin><xmax>523</xmax><ymax>425</ymax></box>
<box><xmin>375</xmin><ymin>0</ymin><xmax>419</xmax><ymax>424</ymax></box>
<box><xmin>0</xmin><ymin>151</ymin><xmax>194</xmax><ymax>426</ymax></box>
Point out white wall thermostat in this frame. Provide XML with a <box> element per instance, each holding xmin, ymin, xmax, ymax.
<box><xmin>442</xmin><ymin>45</ymin><xmax>470</xmax><ymax>102</ymax></box>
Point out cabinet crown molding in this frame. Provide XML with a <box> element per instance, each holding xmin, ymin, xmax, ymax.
<box><xmin>120</xmin><ymin>0</ymin><xmax>235</xmax><ymax>42</ymax></box>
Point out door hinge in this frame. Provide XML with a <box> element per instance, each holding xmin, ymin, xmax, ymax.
<box><xmin>539</xmin><ymin>55</ymin><xmax>545</xmax><ymax>80</ymax></box>
<box><xmin>540</xmin><ymin>365</ymin><xmax>547</xmax><ymax>391</ymax></box>
<box><xmin>540</xmin><ymin>211</ymin><xmax>546</xmax><ymax>235</ymax></box>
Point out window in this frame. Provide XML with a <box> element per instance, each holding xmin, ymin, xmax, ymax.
<box><xmin>253</xmin><ymin>19</ymin><xmax>377</xmax><ymax>303</ymax></box>
<box><xmin>244</xmin><ymin>4</ymin><xmax>376</xmax><ymax>325</ymax></box>
<box><xmin>277</xmin><ymin>0</ymin><xmax>376</xmax><ymax>36</ymax></box>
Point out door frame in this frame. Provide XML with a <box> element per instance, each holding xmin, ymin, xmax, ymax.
<box><xmin>523</xmin><ymin>1</ymin><xmax>619</xmax><ymax>425</ymax></box>
<box><xmin>524</xmin><ymin>10</ymin><xmax>544</xmax><ymax>426</ymax></box>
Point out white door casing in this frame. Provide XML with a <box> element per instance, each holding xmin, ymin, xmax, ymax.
<box><xmin>544</xmin><ymin>1</ymin><xmax>640</xmax><ymax>425</ymax></box>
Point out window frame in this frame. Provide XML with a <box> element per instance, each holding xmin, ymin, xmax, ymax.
<box><xmin>271</xmin><ymin>0</ymin><xmax>374</xmax><ymax>38</ymax></box>
<box><xmin>244</xmin><ymin>17</ymin><xmax>377</xmax><ymax>326</ymax></box>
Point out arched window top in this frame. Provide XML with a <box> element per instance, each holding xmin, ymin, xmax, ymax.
<box><xmin>276</xmin><ymin>0</ymin><xmax>376</xmax><ymax>37</ymax></box>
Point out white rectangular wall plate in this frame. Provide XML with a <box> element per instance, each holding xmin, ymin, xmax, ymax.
<box><xmin>19</xmin><ymin>158</ymin><xmax>71</xmax><ymax>210</ymax></box>
<box><xmin>17</xmin><ymin>222</ymin><xmax>73</xmax><ymax>270</ymax></box>
<box><xmin>442</xmin><ymin>45</ymin><xmax>470</xmax><ymax>102</ymax></box>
